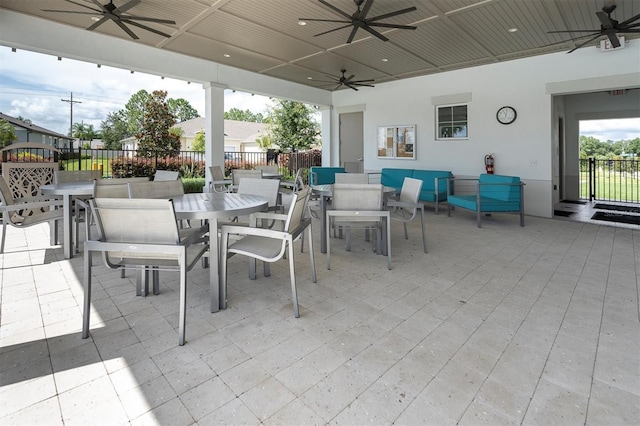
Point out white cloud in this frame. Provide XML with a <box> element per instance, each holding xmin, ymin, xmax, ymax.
<box><xmin>580</xmin><ymin>118</ymin><xmax>640</xmax><ymax>142</ymax></box>
<box><xmin>0</xmin><ymin>48</ymin><xmax>272</xmax><ymax>135</ymax></box>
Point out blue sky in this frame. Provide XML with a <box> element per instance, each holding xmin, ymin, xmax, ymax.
<box><xmin>1</xmin><ymin>48</ymin><xmax>638</xmax><ymax>142</ymax></box>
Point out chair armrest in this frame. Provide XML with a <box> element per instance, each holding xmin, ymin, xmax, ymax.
<box><xmin>221</xmin><ymin>223</ymin><xmax>288</xmax><ymax>240</ymax></box>
<box><xmin>179</xmin><ymin>224</ymin><xmax>209</xmax><ymax>246</ymax></box>
<box><xmin>250</xmin><ymin>212</ymin><xmax>288</xmax><ymax>223</ymax></box>
<box><xmin>2</xmin><ymin>199</ymin><xmax>63</xmax><ymax>212</ymax></box>
<box><xmin>386</xmin><ymin>200</ymin><xmax>422</xmax><ymax>210</ymax></box>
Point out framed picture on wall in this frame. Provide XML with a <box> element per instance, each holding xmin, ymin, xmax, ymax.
<box><xmin>377</xmin><ymin>125</ymin><xmax>416</xmax><ymax>159</ymax></box>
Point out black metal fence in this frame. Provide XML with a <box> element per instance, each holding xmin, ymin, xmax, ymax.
<box><xmin>56</xmin><ymin>147</ymin><xmax>322</xmax><ymax>181</ymax></box>
<box><xmin>580</xmin><ymin>158</ymin><xmax>640</xmax><ymax>203</ymax></box>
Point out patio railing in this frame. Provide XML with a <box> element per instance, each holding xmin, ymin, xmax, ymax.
<box><xmin>580</xmin><ymin>157</ymin><xmax>640</xmax><ymax>203</ymax></box>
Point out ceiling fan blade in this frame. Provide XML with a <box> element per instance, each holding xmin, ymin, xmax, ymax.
<box><xmin>605</xmin><ymin>31</ymin><xmax>621</xmax><ymax>47</ymax></box>
<box><xmin>346</xmin><ymin>26</ymin><xmax>359</xmax><ymax>43</ymax></box>
<box><xmin>359</xmin><ymin>0</ymin><xmax>374</xmax><ymax>20</ymax></box>
<box><xmin>361</xmin><ymin>24</ymin><xmax>389</xmax><ymax>42</ymax></box>
<box><xmin>115</xmin><ymin>0</ymin><xmax>141</xmax><ymax>14</ymax></box>
<box><xmin>351</xmin><ymin>79</ymin><xmax>375</xmax><ymax>84</ymax></box>
<box><xmin>352</xmin><ymin>83</ymin><xmax>375</xmax><ymax>87</ymax></box>
<box><xmin>368</xmin><ymin>23</ymin><xmax>417</xmax><ymax>30</ymax></box>
<box><xmin>345</xmin><ymin>74</ymin><xmax>356</xmax><ymax>83</ymax></box>
<box><xmin>548</xmin><ymin>29</ymin><xmax>601</xmax><ymax>33</ymax></box>
<box><xmin>567</xmin><ymin>33</ymin><xmax>602</xmax><ymax>53</ymax></box>
<box><xmin>367</xmin><ymin>6</ymin><xmax>417</xmax><ymax>23</ymax></box>
<box><xmin>618</xmin><ymin>28</ymin><xmax>640</xmax><ymax>33</ymax></box>
<box><xmin>596</xmin><ymin>10</ymin><xmax>614</xmax><ymax>29</ymax></box>
<box><xmin>315</xmin><ymin>78</ymin><xmax>340</xmax><ymax>84</ymax></box>
<box><xmin>317</xmin><ymin>0</ymin><xmax>352</xmax><ymax>20</ymax></box>
<box><xmin>86</xmin><ymin>16</ymin><xmax>109</xmax><ymax>31</ymax></box>
<box><xmin>115</xmin><ymin>19</ymin><xmax>139</xmax><ymax>39</ymax></box>
<box><xmin>41</xmin><ymin>9</ymin><xmax>99</xmax><ymax>15</ymax></box>
<box><xmin>123</xmin><ymin>15</ymin><xmax>176</xmax><ymax>25</ymax></box>
<box><xmin>333</xmin><ymin>83</ymin><xmax>343</xmax><ymax>91</ymax></box>
<box><xmin>345</xmin><ymin>83</ymin><xmax>359</xmax><ymax>91</ymax></box>
<box><xmin>618</xmin><ymin>13</ymin><xmax>640</xmax><ymax>27</ymax></box>
<box><xmin>124</xmin><ymin>19</ymin><xmax>172</xmax><ymax>38</ymax></box>
<box><xmin>299</xmin><ymin>18</ymin><xmax>351</xmax><ymax>23</ymax></box>
<box><xmin>314</xmin><ymin>24</ymin><xmax>354</xmax><ymax>37</ymax></box>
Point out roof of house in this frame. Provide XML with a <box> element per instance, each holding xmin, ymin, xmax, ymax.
<box><xmin>0</xmin><ymin>112</ymin><xmax>72</xmax><ymax>140</ymax></box>
<box><xmin>175</xmin><ymin>117</ymin><xmax>266</xmax><ymax>142</ymax></box>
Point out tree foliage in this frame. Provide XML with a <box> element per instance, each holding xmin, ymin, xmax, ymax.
<box><xmin>135</xmin><ymin>90</ymin><xmax>180</xmax><ymax>158</ymax></box>
<box><xmin>580</xmin><ymin>135</ymin><xmax>640</xmax><ymax>159</ymax></box>
<box><xmin>192</xmin><ymin>129</ymin><xmax>206</xmax><ymax>152</ymax></box>
<box><xmin>224</xmin><ymin>108</ymin><xmax>264</xmax><ymax>123</ymax></box>
<box><xmin>168</xmin><ymin>98</ymin><xmax>200</xmax><ymax>122</ymax></box>
<box><xmin>72</xmin><ymin>122</ymin><xmax>97</xmax><ymax>141</ymax></box>
<box><xmin>101</xmin><ymin>111</ymin><xmax>129</xmax><ymax>149</ymax></box>
<box><xmin>0</xmin><ymin>118</ymin><xmax>18</xmax><ymax>148</ymax></box>
<box><xmin>265</xmin><ymin>100</ymin><xmax>320</xmax><ymax>152</ymax></box>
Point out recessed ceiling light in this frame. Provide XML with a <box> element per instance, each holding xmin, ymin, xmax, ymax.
<box><xmin>307</xmin><ymin>77</ymin><xmax>313</xmax><ymax>80</ymax></box>
<box><xmin>381</xmin><ymin>58</ymin><xmax>389</xmax><ymax>62</ymax></box>
<box><xmin>298</xmin><ymin>21</ymin><xmax>307</xmax><ymax>26</ymax></box>
<box><xmin>223</xmin><ymin>54</ymin><xmax>230</xmax><ymax>58</ymax></box>
<box><xmin>508</xmin><ymin>28</ymin><xmax>518</xmax><ymax>33</ymax></box>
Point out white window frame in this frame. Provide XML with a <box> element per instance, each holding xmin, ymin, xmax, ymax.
<box><xmin>436</xmin><ymin>103</ymin><xmax>469</xmax><ymax>140</ymax></box>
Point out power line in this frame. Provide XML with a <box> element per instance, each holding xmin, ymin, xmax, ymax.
<box><xmin>61</xmin><ymin>92</ymin><xmax>81</xmax><ymax>147</ymax></box>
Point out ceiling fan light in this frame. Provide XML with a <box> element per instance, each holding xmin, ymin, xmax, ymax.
<box><xmin>381</xmin><ymin>58</ymin><xmax>389</xmax><ymax>62</ymax></box>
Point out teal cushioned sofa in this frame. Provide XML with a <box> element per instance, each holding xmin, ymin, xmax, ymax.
<box><xmin>309</xmin><ymin>167</ymin><xmax>346</xmax><ymax>185</ymax></box>
<box><xmin>381</xmin><ymin>168</ymin><xmax>453</xmax><ymax>214</ymax></box>
<box><xmin>446</xmin><ymin>173</ymin><xmax>525</xmax><ymax>227</ymax></box>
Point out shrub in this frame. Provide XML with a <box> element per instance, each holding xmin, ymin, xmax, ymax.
<box><xmin>181</xmin><ymin>177</ymin><xmax>205</xmax><ymax>193</ymax></box>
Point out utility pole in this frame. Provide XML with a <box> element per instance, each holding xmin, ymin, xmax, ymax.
<box><xmin>61</xmin><ymin>92</ymin><xmax>81</xmax><ymax>151</ymax></box>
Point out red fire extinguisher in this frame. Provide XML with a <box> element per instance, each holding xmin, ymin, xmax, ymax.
<box><xmin>484</xmin><ymin>154</ymin><xmax>495</xmax><ymax>174</ymax></box>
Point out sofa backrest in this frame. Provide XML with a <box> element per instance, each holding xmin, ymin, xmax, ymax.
<box><xmin>381</xmin><ymin>168</ymin><xmax>413</xmax><ymax>189</ymax></box>
<box><xmin>309</xmin><ymin>167</ymin><xmax>346</xmax><ymax>185</ymax></box>
<box><xmin>410</xmin><ymin>170</ymin><xmax>453</xmax><ymax>192</ymax></box>
<box><xmin>479</xmin><ymin>174</ymin><xmax>522</xmax><ymax>202</ymax></box>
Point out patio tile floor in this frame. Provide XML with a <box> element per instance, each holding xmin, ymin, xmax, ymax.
<box><xmin>1</xmin><ymin>208</ymin><xmax>638</xmax><ymax>425</ymax></box>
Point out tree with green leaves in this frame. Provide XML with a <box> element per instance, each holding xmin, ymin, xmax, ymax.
<box><xmin>224</xmin><ymin>108</ymin><xmax>264</xmax><ymax>123</ymax></box>
<box><xmin>191</xmin><ymin>129</ymin><xmax>206</xmax><ymax>152</ymax></box>
<box><xmin>0</xmin><ymin>118</ymin><xmax>18</xmax><ymax>148</ymax></box>
<box><xmin>168</xmin><ymin>98</ymin><xmax>200</xmax><ymax>123</ymax></box>
<box><xmin>72</xmin><ymin>122</ymin><xmax>97</xmax><ymax>142</ymax></box>
<box><xmin>101</xmin><ymin>111</ymin><xmax>130</xmax><ymax>149</ymax></box>
<box><xmin>135</xmin><ymin>90</ymin><xmax>180</xmax><ymax>158</ymax></box>
<box><xmin>125</xmin><ymin>89</ymin><xmax>152</xmax><ymax>135</ymax></box>
<box><xmin>265</xmin><ymin>100</ymin><xmax>320</xmax><ymax>152</ymax></box>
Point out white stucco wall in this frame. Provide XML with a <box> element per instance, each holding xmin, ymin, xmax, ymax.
<box><xmin>330</xmin><ymin>42</ymin><xmax>640</xmax><ymax>218</ymax></box>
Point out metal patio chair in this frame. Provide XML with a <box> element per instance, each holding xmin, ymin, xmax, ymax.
<box><xmin>386</xmin><ymin>177</ymin><xmax>427</xmax><ymax>253</ymax></box>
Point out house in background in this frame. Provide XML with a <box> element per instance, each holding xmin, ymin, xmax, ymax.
<box><xmin>174</xmin><ymin>117</ymin><xmax>267</xmax><ymax>154</ymax></box>
<box><xmin>121</xmin><ymin>118</ymin><xmax>267</xmax><ymax>154</ymax></box>
<box><xmin>0</xmin><ymin>112</ymin><xmax>72</xmax><ymax>148</ymax></box>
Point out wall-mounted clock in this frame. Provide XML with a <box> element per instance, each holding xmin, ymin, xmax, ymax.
<box><xmin>496</xmin><ymin>106</ymin><xmax>517</xmax><ymax>125</ymax></box>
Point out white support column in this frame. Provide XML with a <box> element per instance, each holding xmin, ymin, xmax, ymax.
<box><xmin>320</xmin><ymin>106</ymin><xmax>333</xmax><ymax>166</ymax></box>
<box><xmin>203</xmin><ymin>82</ymin><xmax>227</xmax><ymax>184</ymax></box>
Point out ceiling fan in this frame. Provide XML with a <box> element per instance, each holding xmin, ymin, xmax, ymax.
<box><xmin>314</xmin><ymin>69</ymin><xmax>375</xmax><ymax>91</ymax></box>
<box><xmin>300</xmin><ymin>0</ymin><xmax>417</xmax><ymax>43</ymax></box>
<box><xmin>42</xmin><ymin>0</ymin><xmax>176</xmax><ymax>40</ymax></box>
<box><xmin>548</xmin><ymin>2</ymin><xmax>640</xmax><ymax>53</ymax></box>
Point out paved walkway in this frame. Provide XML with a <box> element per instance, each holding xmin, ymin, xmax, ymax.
<box><xmin>1</xmin><ymin>209</ymin><xmax>638</xmax><ymax>425</ymax></box>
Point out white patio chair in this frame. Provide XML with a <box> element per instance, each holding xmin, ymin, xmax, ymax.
<box><xmin>255</xmin><ymin>164</ymin><xmax>279</xmax><ymax>175</ymax></box>
<box><xmin>326</xmin><ymin>183</ymin><xmax>391</xmax><ymax>270</ymax></box>
<box><xmin>335</xmin><ymin>173</ymin><xmax>369</xmax><ymax>184</ymax></box>
<box><xmin>230</xmin><ymin>169</ymin><xmax>263</xmax><ymax>191</ymax></box>
<box><xmin>128</xmin><ymin>180</ymin><xmax>184</xmax><ymax>199</ymax></box>
<box><xmin>219</xmin><ymin>186</ymin><xmax>315</xmax><ymax>317</ymax></box>
<box><xmin>386</xmin><ymin>177</ymin><xmax>427</xmax><ymax>253</ymax></box>
<box><xmin>208</xmin><ymin>165</ymin><xmax>232</xmax><ymax>193</ymax></box>
<box><xmin>83</xmin><ymin>198</ymin><xmax>208</xmax><ymax>346</ymax></box>
<box><xmin>279</xmin><ymin>168</ymin><xmax>305</xmax><ymax>210</ymax></box>
<box><xmin>153</xmin><ymin>170</ymin><xmax>180</xmax><ymax>181</ymax></box>
<box><xmin>0</xmin><ymin>177</ymin><xmax>63</xmax><ymax>254</ymax></box>
<box><xmin>54</xmin><ymin>170</ymin><xmax>102</xmax><ymax>253</ymax></box>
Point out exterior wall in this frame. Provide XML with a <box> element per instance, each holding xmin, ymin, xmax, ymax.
<box><xmin>330</xmin><ymin>43</ymin><xmax>640</xmax><ymax>218</ymax></box>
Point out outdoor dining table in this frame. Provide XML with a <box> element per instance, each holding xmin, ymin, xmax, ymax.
<box><xmin>171</xmin><ymin>192</ymin><xmax>267</xmax><ymax>312</ymax></box>
<box><xmin>311</xmin><ymin>184</ymin><xmax>396</xmax><ymax>254</ymax></box>
<box><xmin>40</xmin><ymin>181</ymin><xmax>94</xmax><ymax>259</ymax></box>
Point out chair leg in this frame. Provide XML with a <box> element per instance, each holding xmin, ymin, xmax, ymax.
<box><xmin>0</xmin><ymin>220</ymin><xmax>6</xmax><ymax>254</ymax></box>
<box><xmin>82</xmin><ymin>246</ymin><xmax>93</xmax><ymax>339</ymax></box>
<box><xmin>403</xmin><ymin>222</ymin><xmax>409</xmax><ymax>240</ymax></box>
<box><xmin>287</xmin><ymin>242</ymin><xmax>299</xmax><ymax>318</ymax></box>
<box><xmin>178</xmin><ymin>260</ymin><xmax>187</xmax><ymax>346</ymax></box>
<box><xmin>307</xmin><ymin>226</ymin><xmax>317</xmax><ymax>283</ymax></box>
<box><xmin>420</xmin><ymin>207</ymin><xmax>428</xmax><ymax>253</ymax></box>
<box><xmin>153</xmin><ymin>267</ymin><xmax>160</xmax><ymax>295</ymax></box>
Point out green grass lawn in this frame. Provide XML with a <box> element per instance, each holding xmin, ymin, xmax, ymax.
<box><xmin>580</xmin><ymin>172</ymin><xmax>640</xmax><ymax>202</ymax></box>
<box><xmin>61</xmin><ymin>158</ymin><xmax>111</xmax><ymax>177</ymax></box>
